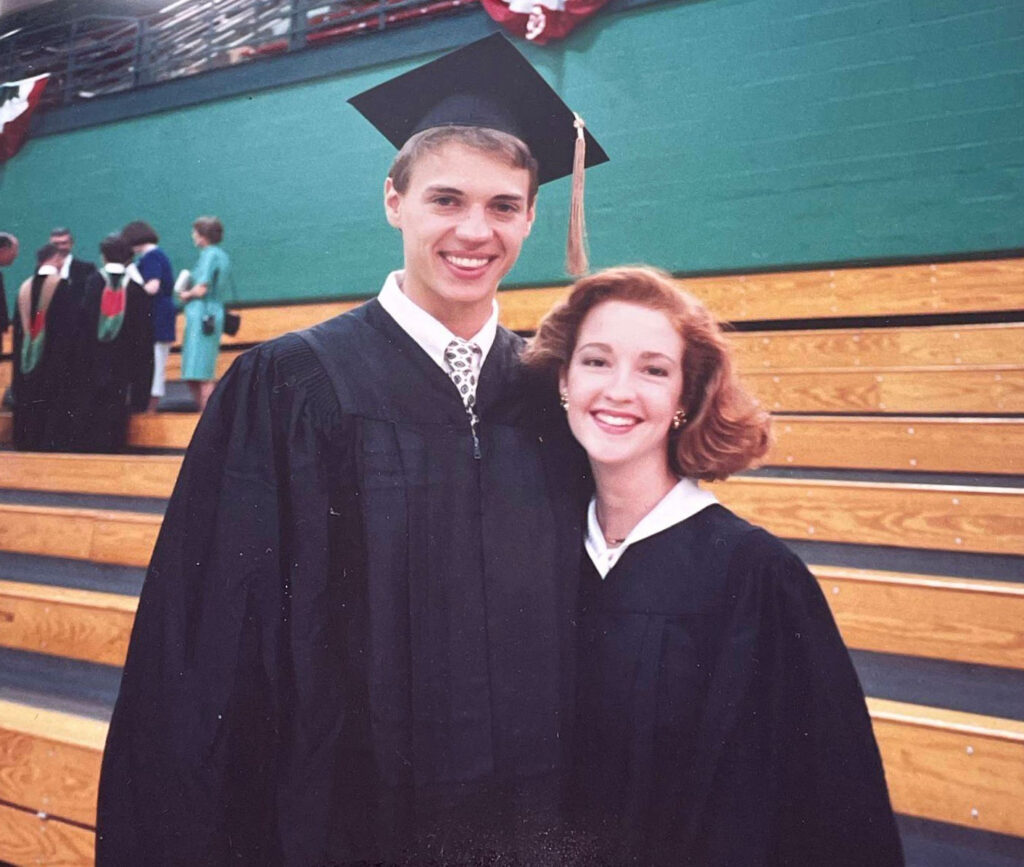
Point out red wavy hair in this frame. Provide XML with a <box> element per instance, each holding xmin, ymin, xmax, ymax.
<box><xmin>523</xmin><ymin>265</ymin><xmax>772</xmax><ymax>481</ymax></box>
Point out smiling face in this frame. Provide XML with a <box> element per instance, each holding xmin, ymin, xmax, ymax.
<box><xmin>50</xmin><ymin>233</ymin><xmax>72</xmax><ymax>257</ymax></box>
<box><xmin>384</xmin><ymin>141</ymin><xmax>535</xmax><ymax>334</ymax></box>
<box><xmin>561</xmin><ymin>300</ymin><xmax>685</xmax><ymax>481</ymax></box>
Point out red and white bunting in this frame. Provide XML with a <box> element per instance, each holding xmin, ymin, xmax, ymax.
<box><xmin>0</xmin><ymin>73</ymin><xmax>49</xmax><ymax>162</ymax></box>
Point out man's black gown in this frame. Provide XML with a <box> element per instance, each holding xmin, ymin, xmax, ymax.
<box><xmin>97</xmin><ymin>300</ymin><xmax>587</xmax><ymax>866</ymax></box>
<box><xmin>573</xmin><ymin>504</ymin><xmax>904</xmax><ymax>866</ymax></box>
<box><xmin>11</xmin><ymin>273</ymin><xmax>81</xmax><ymax>451</ymax></box>
<box><xmin>72</xmin><ymin>271</ymin><xmax>153</xmax><ymax>452</ymax></box>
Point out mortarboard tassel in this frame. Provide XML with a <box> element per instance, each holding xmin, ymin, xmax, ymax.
<box><xmin>566</xmin><ymin>112</ymin><xmax>589</xmax><ymax>277</ymax></box>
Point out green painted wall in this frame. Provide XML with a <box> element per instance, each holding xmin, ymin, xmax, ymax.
<box><xmin>2</xmin><ymin>0</ymin><xmax>1022</xmax><ymax>306</ymax></box>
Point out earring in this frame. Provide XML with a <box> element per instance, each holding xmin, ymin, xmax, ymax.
<box><xmin>559</xmin><ymin>391</ymin><xmax>569</xmax><ymax>411</ymax></box>
<box><xmin>671</xmin><ymin>408</ymin><xmax>687</xmax><ymax>430</ymax></box>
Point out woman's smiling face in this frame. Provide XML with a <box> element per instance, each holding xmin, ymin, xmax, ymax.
<box><xmin>560</xmin><ymin>299</ymin><xmax>685</xmax><ymax>477</ymax></box>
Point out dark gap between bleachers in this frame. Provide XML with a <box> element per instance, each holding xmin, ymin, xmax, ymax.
<box><xmin>0</xmin><ymin>551</ymin><xmax>145</xmax><ymax>595</ymax></box>
<box><xmin>851</xmin><ymin>649</ymin><xmax>1024</xmax><ymax>721</ymax></box>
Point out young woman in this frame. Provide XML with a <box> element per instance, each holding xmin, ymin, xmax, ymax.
<box><xmin>525</xmin><ymin>266</ymin><xmax>903</xmax><ymax>866</ymax></box>
<box><xmin>178</xmin><ymin>215</ymin><xmax>230</xmax><ymax>411</ymax></box>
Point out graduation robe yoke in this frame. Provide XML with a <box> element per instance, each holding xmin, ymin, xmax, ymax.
<box><xmin>97</xmin><ymin>300</ymin><xmax>585</xmax><ymax>865</ymax></box>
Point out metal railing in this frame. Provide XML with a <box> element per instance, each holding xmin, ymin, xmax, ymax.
<box><xmin>0</xmin><ymin>0</ymin><xmax>478</xmax><ymax>109</ymax></box>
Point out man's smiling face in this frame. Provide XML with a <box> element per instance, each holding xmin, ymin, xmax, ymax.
<box><xmin>385</xmin><ymin>141</ymin><xmax>535</xmax><ymax>331</ymax></box>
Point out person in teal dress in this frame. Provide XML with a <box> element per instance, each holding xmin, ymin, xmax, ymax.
<box><xmin>178</xmin><ymin>215</ymin><xmax>229</xmax><ymax>411</ymax></box>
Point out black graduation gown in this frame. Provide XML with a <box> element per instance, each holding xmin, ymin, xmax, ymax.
<box><xmin>0</xmin><ymin>270</ymin><xmax>9</xmax><ymax>333</ymax></box>
<box><xmin>573</xmin><ymin>504</ymin><xmax>904</xmax><ymax>867</ymax></box>
<box><xmin>72</xmin><ymin>271</ymin><xmax>148</xmax><ymax>452</ymax></box>
<box><xmin>11</xmin><ymin>273</ymin><xmax>82</xmax><ymax>451</ymax></box>
<box><xmin>97</xmin><ymin>299</ymin><xmax>588</xmax><ymax>866</ymax></box>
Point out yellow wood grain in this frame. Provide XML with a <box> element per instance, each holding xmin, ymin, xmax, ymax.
<box><xmin>729</xmin><ymin>322</ymin><xmax>1024</xmax><ymax>370</ymax></box>
<box><xmin>711</xmin><ymin>477</ymin><xmax>1024</xmax><ymax>555</ymax></box>
<box><xmin>868</xmin><ymin>698</ymin><xmax>1024</xmax><ymax>837</ymax></box>
<box><xmin>0</xmin><ymin>452</ymin><xmax>181</xmax><ymax>498</ymax></box>
<box><xmin>0</xmin><ymin>702</ymin><xmax>105</xmax><ymax>826</ymax></box>
<box><xmin>0</xmin><ymin>580</ymin><xmax>137</xmax><ymax>666</ymax></box>
<box><xmin>127</xmin><ymin>411</ymin><xmax>198</xmax><ymax>449</ymax></box>
<box><xmin>768</xmin><ymin>416</ymin><xmax>1024</xmax><ymax>474</ymax></box>
<box><xmin>0</xmin><ymin>802</ymin><xmax>95</xmax><ymax>867</ymax></box>
<box><xmin>688</xmin><ymin>258</ymin><xmax>1024</xmax><ymax>322</ymax></box>
<box><xmin>813</xmin><ymin>567</ymin><xmax>1024</xmax><ymax>669</ymax></box>
<box><xmin>0</xmin><ymin>504</ymin><xmax>161</xmax><ymax>567</ymax></box>
<box><xmin>744</xmin><ymin>366</ymin><xmax>1024</xmax><ymax>413</ymax></box>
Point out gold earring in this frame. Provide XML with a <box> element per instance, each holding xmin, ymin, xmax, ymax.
<box><xmin>560</xmin><ymin>391</ymin><xmax>569</xmax><ymax>411</ymax></box>
<box><xmin>671</xmin><ymin>409</ymin><xmax>687</xmax><ymax>430</ymax></box>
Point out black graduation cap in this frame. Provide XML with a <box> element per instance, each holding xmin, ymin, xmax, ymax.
<box><xmin>348</xmin><ymin>33</ymin><xmax>608</xmax><ymax>186</ymax></box>
<box><xmin>348</xmin><ymin>33</ymin><xmax>608</xmax><ymax>274</ymax></box>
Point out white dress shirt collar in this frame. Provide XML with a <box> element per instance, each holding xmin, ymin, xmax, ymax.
<box><xmin>377</xmin><ymin>270</ymin><xmax>499</xmax><ymax>372</ymax></box>
<box><xmin>59</xmin><ymin>253</ymin><xmax>73</xmax><ymax>280</ymax></box>
<box><xmin>586</xmin><ymin>478</ymin><xmax>719</xmax><ymax>578</ymax></box>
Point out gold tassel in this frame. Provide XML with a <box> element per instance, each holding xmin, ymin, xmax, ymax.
<box><xmin>566</xmin><ymin>111</ymin><xmax>589</xmax><ymax>277</ymax></box>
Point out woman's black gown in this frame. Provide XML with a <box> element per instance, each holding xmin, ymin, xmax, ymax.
<box><xmin>572</xmin><ymin>504</ymin><xmax>904</xmax><ymax>866</ymax></box>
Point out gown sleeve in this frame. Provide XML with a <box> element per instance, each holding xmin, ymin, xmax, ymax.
<box><xmin>700</xmin><ymin>530</ymin><xmax>905</xmax><ymax>866</ymax></box>
<box><xmin>96</xmin><ymin>336</ymin><xmax>341</xmax><ymax>866</ymax></box>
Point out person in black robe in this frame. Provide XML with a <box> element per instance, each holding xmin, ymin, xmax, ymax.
<box><xmin>73</xmin><ymin>234</ymin><xmax>151</xmax><ymax>453</ymax></box>
<box><xmin>524</xmin><ymin>266</ymin><xmax>905</xmax><ymax>866</ymax></box>
<box><xmin>97</xmin><ymin>35</ymin><xmax>607</xmax><ymax>866</ymax></box>
<box><xmin>11</xmin><ymin>243</ymin><xmax>81</xmax><ymax>451</ymax></box>
<box><xmin>0</xmin><ymin>232</ymin><xmax>18</xmax><ymax>334</ymax></box>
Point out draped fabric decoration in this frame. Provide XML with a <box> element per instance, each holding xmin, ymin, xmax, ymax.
<box><xmin>480</xmin><ymin>0</ymin><xmax>610</xmax><ymax>43</ymax></box>
<box><xmin>0</xmin><ymin>73</ymin><xmax>49</xmax><ymax>162</ymax></box>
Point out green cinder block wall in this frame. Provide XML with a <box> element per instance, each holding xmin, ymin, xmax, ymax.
<box><xmin>1</xmin><ymin>0</ymin><xmax>1022</xmax><ymax>306</ymax></box>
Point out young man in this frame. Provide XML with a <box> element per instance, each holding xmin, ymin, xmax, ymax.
<box><xmin>98</xmin><ymin>35</ymin><xmax>605</xmax><ymax>865</ymax></box>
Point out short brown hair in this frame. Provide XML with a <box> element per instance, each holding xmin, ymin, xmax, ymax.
<box><xmin>523</xmin><ymin>265</ymin><xmax>772</xmax><ymax>481</ymax></box>
<box><xmin>389</xmin><ymin>126</ymin><xmax>539</xmax><ymax>206</ymax></box>
<box><xmin>192</xmin><ymin>216</ymin><xmax>223</xmax><ymax>244</ymax></box>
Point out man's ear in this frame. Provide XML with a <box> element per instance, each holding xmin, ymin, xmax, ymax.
<box><xmin>384</xmin><ymin>177</ymin><xmax>402</xmax><ymax>229</ymax></box>
<box><xmin>524</xmin><ymin>198</ymin><xmax>537</xmax><ymax>238</ymax></box>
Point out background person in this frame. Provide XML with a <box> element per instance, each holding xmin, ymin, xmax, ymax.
<box><xmin>49</xmin><ymin>226</ymin><xmax>97</xmax><ymax>306</ymax></box>
<box><xmin>122</xmin><ymin>220</ymin><xmax>173</xmax><ymax>413</ymax></box>
<box><xmin>73</xmin><ymin>234</ymin><xmax>151</xmax><ymax>452</ymax></box>
<box><xmin>0</xmin><ymin>232</ymin><xmax>18</xmax><ymax>334</ymax></box>
<box><xmin>178</xmin><ymin>215</ymin><xmax>229</xmax><ymax>411</ymax></box>
<box><xmin>11</xmin><ymin>243</ymin><xmax>77</xmax><ymax>451</ymax></box>
<box><xmin>525</xmin><ymin>266</ymin><xmax>903</xmax><ymax>866</ymax></box>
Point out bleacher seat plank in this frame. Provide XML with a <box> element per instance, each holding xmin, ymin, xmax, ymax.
<box><xmin>0</xmin><ymin>358</ymin><xmax>10</xmax><ymax>392</ymax></box>
<box><xmin>128</xmin><ymin>411</ymin><xmax>198</xmax><ymax>450</ymax></box>
<box><xmin>868</xmin><ymin>698</ymin><xmax>1024</xmax><ymax>837</ymax></box>
<box><xmin>729</xmin><ymin>322</ymin><xmax>1024</xmax><ymax>370</ymax></box>
<box><xmin>689</xmin><ymin>258</ymin><xmax>1024</xmax><ymax>322</ymax></box>
<box><xmin>0</xmin><ymin>698</ymin><xmax>105</xmax><ymax>827</ymax></box>
<box><xmin>498</xmin><ymin>259</ymin><xmax>1024</xmax><ymax>329</ymax></box>
<box><xmin>0</xmin><ymin>452</ymin><xmax>181</xmax><ymax>498</ymax></box>
<box><xmin>712</xmin><ymin>477</ymin><xmax>1024</xmax><ymax>555</ymax></box>
<box><xmin>0</xmin><ymin>504</ymin><xmax>160</xmax><ymax>567</ymax></box>
<box><xmin>0</xmin><ymin>802</ymin><xmax>95</xmax><ymax>866</ymax></box>
<box><xmin>208</xmin><ymin>300</ymin><xmax>361</xmax><ymax>347</ymax></box>
<box><xmin>0</xmin><ymin>580</ymin><xmax>137</xmax><ymax>666</ymax></box>
<box><xmin>769</xmin><ymin>416</ymin><xmax>1024</xmax><ymax>474</ymax></box>
<box><xmin>165</xmin><ymin>346</ymin><xmax>243</xmax><ymax>381</ymax></box>
<box><xmin>814</xmin><ymin>567</ymin><xmax>1024</xmax><ymax>669</ymax></box>
<box><xmin>744</xmin><ymin>365</ymin><xmax>1024</xmax><ymax>413</ymax></box>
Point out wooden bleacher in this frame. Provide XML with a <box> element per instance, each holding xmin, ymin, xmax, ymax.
<box><xmin>1</xmin><ymin>256</ymin><xmax>1022</xmax><ymax>864</ymax></box>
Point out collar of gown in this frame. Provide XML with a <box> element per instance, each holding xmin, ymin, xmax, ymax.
<box><xmin>377</xmin><ymin>270</ymin><xmax>499</xmax><ymax>373</ymax></box>
<box><xmin>59</xmin><ymin>254</ymin><xmax>73</xmax><ymax>279</ymax></box>
<box><xmin>586</xmin><ymin>478</ymin><xmax>719</xmax><ymax>578</ymax></box>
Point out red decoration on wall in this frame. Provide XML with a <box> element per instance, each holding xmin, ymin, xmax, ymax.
<box><xmin>0</xmin><ymin>74</ymin><xmax>49</xmax><ymax>162</ymax></box>
<box><xmin>480</xmin><ymin>0</ymin><xmax>611</xmax><ymax>44</ymax></box>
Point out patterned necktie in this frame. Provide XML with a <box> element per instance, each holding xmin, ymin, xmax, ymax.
<box><xmin>444</xmin><ymin>338</ymin><xmax>483</xmax><ymax>434</ymax></box>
